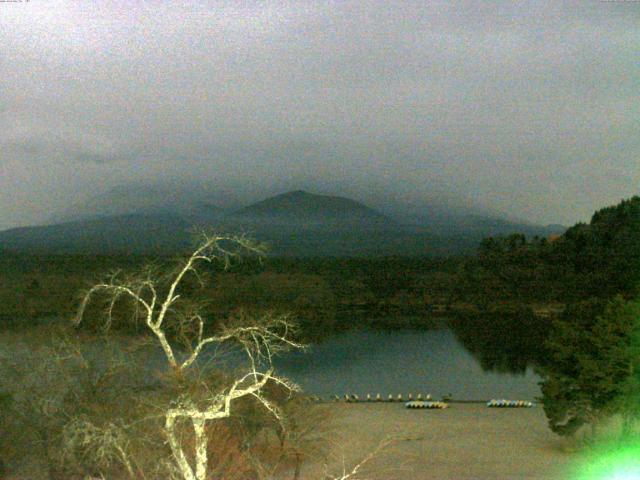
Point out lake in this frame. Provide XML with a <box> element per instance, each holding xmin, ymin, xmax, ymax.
<box><xmin>274</xmin><ymin>329</ymin><xmax>541</xmax><ymax>401</ymax></box>
<box><xmin>0</xmin><ymin>324</ymin><xmax>542</xmax><ymax>402</ymax></box>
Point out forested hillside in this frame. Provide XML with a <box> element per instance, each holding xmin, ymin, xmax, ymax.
<box><xmin>466</xmin><ymin>196</ymin><xmax>640</xmax><ymax>303</ymax></box>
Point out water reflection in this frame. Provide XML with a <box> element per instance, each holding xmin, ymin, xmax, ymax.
<box><xmin>447</xmin><ymin>308</ymin><xmax>552</xmax><ymax>374</ymax></box>
<box><xmin>141</xmin><ymin>312</ymin><xmax>550</xmax><ymax>401</ymax></box>
<box><xmin>273</xmin><ymin>328</ymin><xmax>541</xmax><ymax>400</ymax></box>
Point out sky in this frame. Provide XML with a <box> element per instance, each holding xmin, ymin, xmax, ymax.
<box><xmin>1</xmin><ymin>0</ymin><xmax>639</xmax><ymax>230</ymax></box>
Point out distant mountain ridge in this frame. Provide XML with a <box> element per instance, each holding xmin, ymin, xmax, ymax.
<box><xmin>0</xmin><ymin>214</ymin><xmax>190</xmax><ymax>254</ymax></box>
<box><xmin>0</xmin><ymin>187</ymin><xmax>565</xmax><ymax>256</ymax></box>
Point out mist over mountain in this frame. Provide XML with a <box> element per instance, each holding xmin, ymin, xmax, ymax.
<box><xmin>49</xmin><ymin>181</ymin><xmax>516</xmax><ymax>228</ymax></box>
<box><xmin>2</xmin><ymin>2</ymin><xmax>637</xmax><ymax>235</ymax></box>
<box><xmin>51</xmin><ymin>183</ymin><xmax>227</xmax><ymax>224</ymax></box>
<box><xmin>0</xmin><ymin>183</ymin><xmax>565</xmax><ymax>256</ymax></box>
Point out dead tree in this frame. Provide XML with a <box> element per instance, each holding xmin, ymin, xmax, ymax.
<box><xmin>74</xmin><ymin>234</ymin><xmax>304</xmax><ymax>480</ymax></box>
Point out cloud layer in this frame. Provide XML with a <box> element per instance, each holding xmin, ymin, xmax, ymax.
<box><xmin>1</xmin><ymin>0</ymin><xmax>639</xmax><ymax>229</ymax></box>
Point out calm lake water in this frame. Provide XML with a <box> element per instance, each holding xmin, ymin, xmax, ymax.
<box><xmin>273</xmin><ymin>329</ymin><xmax>541</xmax><ymax>401</ymax></box>
<box><xmin>0</xmin><ymin>325</ymin><xmax>541</xmax><ymax>402</ymax></box>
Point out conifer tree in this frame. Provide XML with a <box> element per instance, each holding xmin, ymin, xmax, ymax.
<box><xmin>539</xmin><ymin>296</ymin><xmax>640</xmax><ymax>436</ymax></box>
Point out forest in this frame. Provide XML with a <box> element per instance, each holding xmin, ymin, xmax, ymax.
<box><xmin>1</xmin><ymin>197</ymin><xmax>638</xmax><ymax>335</ymax></box>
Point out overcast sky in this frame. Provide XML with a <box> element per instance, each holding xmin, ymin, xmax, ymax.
<box><xmin>1</xmin><ymin>0</ymin><xmax>639</xmax><ymax>229</ymax></box>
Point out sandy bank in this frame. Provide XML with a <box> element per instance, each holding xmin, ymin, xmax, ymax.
<box><xmin>303</xmin><ymin>403</ymin><xmax>578</xmax><ymax>480</ymax></box>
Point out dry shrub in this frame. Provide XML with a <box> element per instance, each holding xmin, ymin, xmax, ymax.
<box><xmin>61</xmin><ymin>416</ymin><xmax>136</xmax><ymax>478</ymax></box>
<box><xmin>0</xmin><ymin>326</ymin><xmax>334</xmax><ymax>480</ymax></box>
<box><xmin>205</xmin><ymin>423</ymin><xmax>256</xmax><ymax>480</ymax></box>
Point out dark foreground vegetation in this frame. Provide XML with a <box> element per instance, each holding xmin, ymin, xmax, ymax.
<box><xmin>0</xmin><ymin>236</ymin><xmax>347</xmax><ymax>480</ymax></box>
<box><xmin>0</xmin><ymin>196</ymin><xmax>639</xmax><ymax>478</ymax></box>
<box><xmin>0</xmin><ymin>251</ymin><xmax>452</xmax><ymax>336</ymax></box>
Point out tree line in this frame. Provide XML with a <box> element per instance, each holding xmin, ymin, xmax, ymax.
<box><xmin>475</xmin><ymin>196</ymin><xmax>640</xmax><ymax>439</ymax></box>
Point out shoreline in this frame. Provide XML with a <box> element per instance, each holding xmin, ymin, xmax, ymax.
<box><xmin>303</xmin><ymin>403</ymin><xmax>578</xmax><ymax>480</ymax></box>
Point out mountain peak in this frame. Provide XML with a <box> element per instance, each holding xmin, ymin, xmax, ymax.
<box><xmin>234</xmin><ymin>190</ymin><xmax>392</xmax><ymax>226</ymax></box>
<box><xmin>270</xmin><ymin>190</ymin><xmax>316</xmax><ymax>200</ymax></box>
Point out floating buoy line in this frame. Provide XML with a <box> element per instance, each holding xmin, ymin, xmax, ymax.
<box><xmin>330</xmin><ymin>393</ymin><xmax>433</xmax><ymax>403</ymax></box>
<box><xmin>310</xmin><ymin>394</ymin><xmax>535</xmax><ymax>408</ymax></box>
<box><xmin>405</xmin><ymin>400</ymin><xmax>449</xmax><ymax>409</ymax></box>
<box><xmin>486</xmin><ymin>399</ymin><xmax>533</xmax><ymax>408</ymax></box>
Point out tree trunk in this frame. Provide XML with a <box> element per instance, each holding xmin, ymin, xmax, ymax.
<box><xmin>292</xmin><ymin>452</ymin><xmax>301</xmax><ymax>480</ymax></box>
<box><xmin>193</xmin><ymin>418</ymin><xmax>208</xmax><ymax>480</ymax></box>
<box><xmin>166</xmin><ymin>414</ymin><xmax>197</xmax><ymax>480</ymax></box>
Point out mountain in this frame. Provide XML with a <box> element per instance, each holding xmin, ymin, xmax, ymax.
<box><xmin>0</xmin><ymin>186</ymin><xmax>565</xmax><ymax>256</ymax></box>
<box><xmin>544</xmin><ymin>224</ymin><xmax>567</xmax><ymax>235</ymax></box>
<box><xmin>232</xmin><ymin>190</ymin><xmax>391</xmax><ymax>226</ymax></box>
<box><xmin>0</xmin><ymin>214</ymin><xmax>191</xmax><ymax>254</ymax></box>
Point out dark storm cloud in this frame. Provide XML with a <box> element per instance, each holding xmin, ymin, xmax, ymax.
<box><xmin>1</xmin><ymin>0</ymin><xmax>638</xmax><ymax>230</ymax></box>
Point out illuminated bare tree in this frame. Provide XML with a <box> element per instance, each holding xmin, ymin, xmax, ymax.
<box><xmin>74</xmin><ymin>234</ymin><xmax>304</xmax><ymax>480</ymax></box>
<box><xmin>325</xmin><ymin>436</ymin><xmax>398</xmax><ymax>480</ymax></box>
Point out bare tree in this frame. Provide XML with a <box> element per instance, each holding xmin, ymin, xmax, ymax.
<box><xmin>324</xmin><ymin>436</ymin><xmax>399</xmax><ymax>480</ymax></box>
<box><xmin>74</xmin><ymin>234</ymin><xmax>305</xmax><ymax>480</ymax></box>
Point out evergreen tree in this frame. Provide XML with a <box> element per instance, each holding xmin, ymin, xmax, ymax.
<box><xmin>538</xmin><ymin>297</ymin><xmax>640</xmax><ymax>436</ymax></box>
